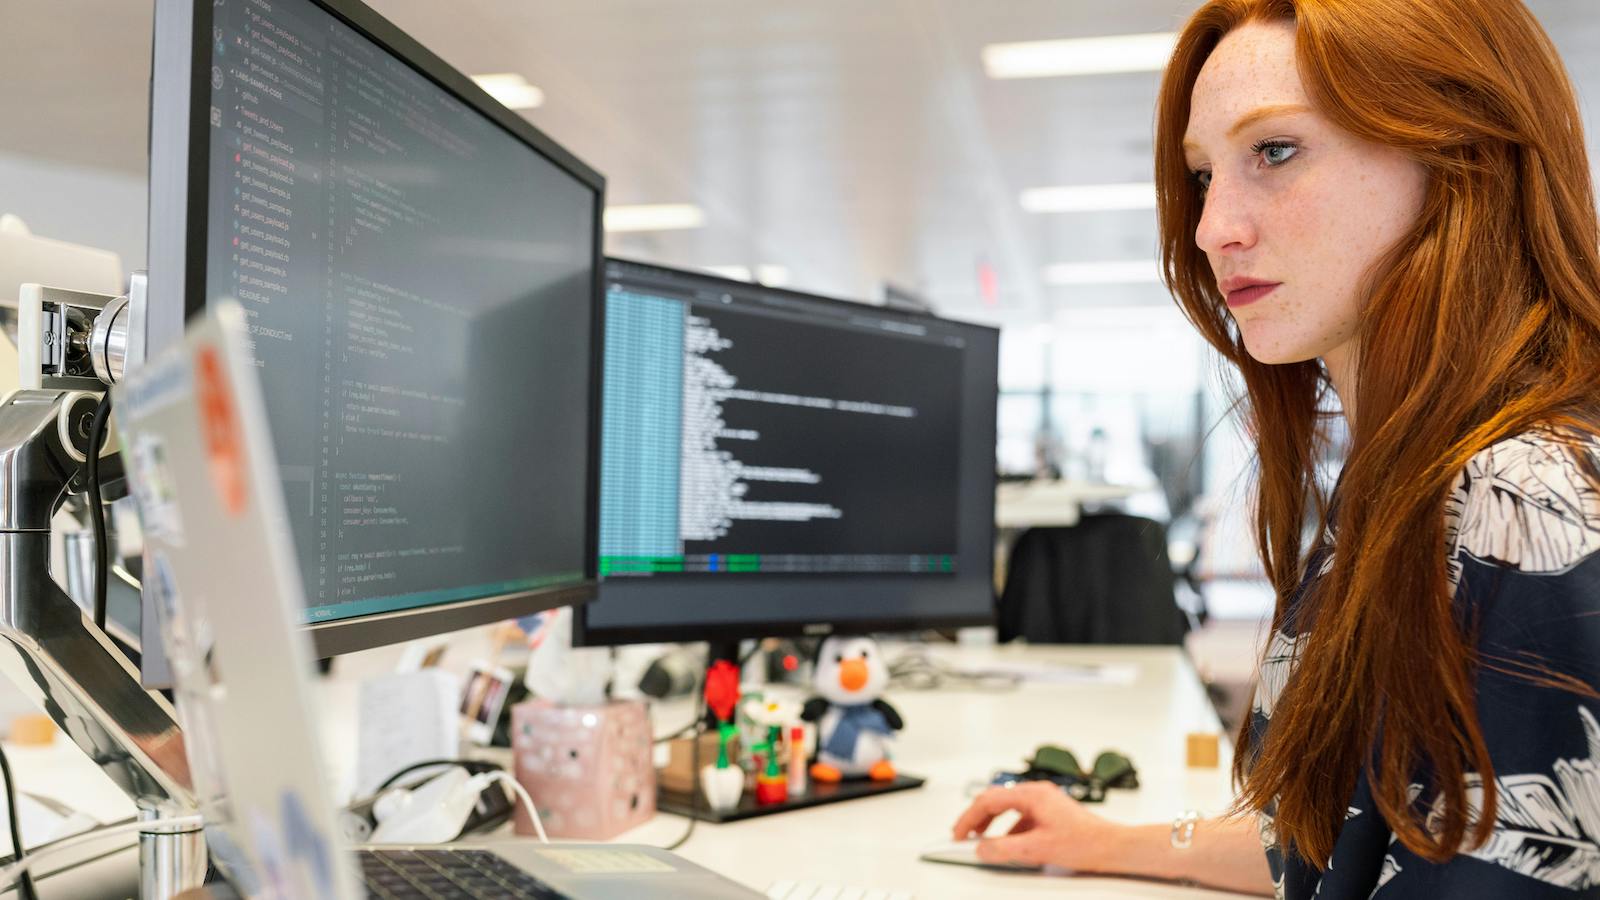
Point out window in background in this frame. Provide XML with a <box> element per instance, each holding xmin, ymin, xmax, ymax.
<box><xmin>997</xmin><ymin>311</ymin><xmax>1211</xmax><ymax>519</ymax></box>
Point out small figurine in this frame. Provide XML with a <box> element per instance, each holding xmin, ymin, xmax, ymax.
<box><xmin>801</xmin><ymin>636</ymin><xmax>903</xmax><ymax>783</ymax></box>
<box><xmin>787</xmin><ymin>725</ymin><xmax>807</xmax><ymax>796</ymax></box>
<box><xmin>741</xmin><ymin>697</ymin><xmax>800</xmax><ymax>805</ymax></box>
<box><xmin>700</xmin><ymin>660</ymin><xmax>744</xmax><ymax>811</ymax></box>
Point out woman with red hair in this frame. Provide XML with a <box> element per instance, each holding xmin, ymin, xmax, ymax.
<box><xmin>952</xmin><ymin>1</ymin><xmax>1600</xmax><ymax>896</ymax></box>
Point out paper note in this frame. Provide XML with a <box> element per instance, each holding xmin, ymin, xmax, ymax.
<box><xmin>354</xmin><ymin>669</ymin><xmax>460</xmax><ymax>796</ymax></box>
<box><xmin>975</xmin><ymin>661</ymin><xmax>1139</xmax><ymax>685</ymax></box>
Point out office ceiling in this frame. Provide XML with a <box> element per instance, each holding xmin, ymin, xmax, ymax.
<box><xmin>4</xmin><ymin>0</ymin><xmax>1600</xmax><ymax>330</ymax></box>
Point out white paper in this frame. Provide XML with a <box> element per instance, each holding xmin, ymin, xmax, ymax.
<box><xmin>353</xmin><ymin>669</ymin><xmax>461</xmax><ymax>797</ymax></box>
<box><xmin>972</xmin><ymin>661</ymin><xmax>1140</xmax><ymax>685</ymax></box>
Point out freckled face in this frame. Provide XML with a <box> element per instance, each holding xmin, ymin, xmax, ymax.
<box><xmin>1182</xmin><ymin>21</ymin><xmax>1428</xmax><ymax>366</ymax></box>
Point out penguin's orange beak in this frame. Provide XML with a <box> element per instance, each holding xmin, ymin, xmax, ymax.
<box><xmin>838</xmin><ymin>658</ymin><xmax>868</xmax><ymax>692</ymax></box>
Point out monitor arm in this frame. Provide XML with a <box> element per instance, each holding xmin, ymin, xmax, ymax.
<box><xmin>0</xmin><ymin>273</ymin><xmax>205</xmax><ymax>898</ymax></box>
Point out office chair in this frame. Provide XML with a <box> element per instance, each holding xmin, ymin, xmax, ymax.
<box><xmin>997</xmin><ymin>513</ymin><xmax>1189</xmax><ymax>645</ymax></box>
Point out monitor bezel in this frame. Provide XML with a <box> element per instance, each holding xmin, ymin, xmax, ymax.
<box><xmin>573</xmin><ymin>257</ymin><xmax>999</xmax><ymax>648</ymax></box>
<box><xmin>148</xmin><ymin>0</ymin><xmax>605</xmax><ymax>666</ymax></box>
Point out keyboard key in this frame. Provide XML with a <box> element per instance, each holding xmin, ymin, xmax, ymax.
<box><xmin>359</xmin><ymin>847</ymin><xmax>570</xmax><ymax>900</ymax></box>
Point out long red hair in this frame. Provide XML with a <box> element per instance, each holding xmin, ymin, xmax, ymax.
<box><xmin>1155</xmin><ymin>0</ymin><xmax>1600</xmax><ymax>867</ymax></box>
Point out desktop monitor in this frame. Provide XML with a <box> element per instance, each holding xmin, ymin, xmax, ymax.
<box><xmin>143</xmin><ymin>0</ymin><xmax>604</xmax><ymax>681</ymax></box>
<box><xmin>575</xmin><ymin>259</ymin><xmax>999</xmax><ymax>649</ymax></box>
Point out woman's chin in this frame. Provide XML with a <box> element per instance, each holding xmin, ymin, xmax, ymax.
<box><xmin>1239</xmin><ymin>331</ymin><xmax>1324</xmax><ymax>367</ymax></box>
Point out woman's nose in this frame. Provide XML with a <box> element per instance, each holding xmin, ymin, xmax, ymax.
<box><xmin>1194</xmin><ymin>175</ymin><xmax>1257</xmax><ymax>256</ymax></box>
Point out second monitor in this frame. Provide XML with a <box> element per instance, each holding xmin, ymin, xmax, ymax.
<box><xmin>578</xmin><ymin>259</ymin><xmax>999</xmax><ymax>647</ymax></box>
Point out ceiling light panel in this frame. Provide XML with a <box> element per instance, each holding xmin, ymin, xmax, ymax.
<box><xmin>982</xmin><ymin>32</ymin><xmax>1177</xmax><ymax>79</ymax></box>
<box><xmin>703</xmin><ymin>265</ymin><xmax>753</xmax><ymax>281</ymax></box>
<box><xmin>470</xmin><ymin>73</ymin><xmax>545</xmax><ymax>110</ymax></box>
<box><xmin>603</xmin><ymin>204</ymin><xmax>706</xmax><ymax>233</ymax></box>
<box><xmin>1021</xmin><ymin>182</ymin><xmax>1156</xmax><ymax>213</ymax></box>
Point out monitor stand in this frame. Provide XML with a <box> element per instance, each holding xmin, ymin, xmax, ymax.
<box><xmin>0</xmin><ymin>282</ymin><xmax>207</xmax><ymax>898</ymax></box>
<box><xmin>655</xmin><ymin>640</ymin><xmax>924</xmax><ymax>823</ymax></box>
<box><xmin>0</xmin><ymin>387</ymin><xmax>205</xmax><ymax>898</ymax></box>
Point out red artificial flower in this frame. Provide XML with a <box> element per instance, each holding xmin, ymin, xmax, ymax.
<box><xmin>704</xmin><ymin>660</ymin><xmax>740</xmax><ymax>723</ymax></box>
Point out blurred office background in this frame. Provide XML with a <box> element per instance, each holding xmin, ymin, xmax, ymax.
<box><xmin>4</xmin><ymin>0</ymin><xmax>1598</xmax><ymax>728</ymax></box>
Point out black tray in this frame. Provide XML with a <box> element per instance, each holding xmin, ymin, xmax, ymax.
<box><xmin>657</xmin><ymin>773</ymin><xmax>925</xmax><ymax>823</ymax></box>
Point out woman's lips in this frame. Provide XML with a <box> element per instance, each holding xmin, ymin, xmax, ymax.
<box><xmin>1226</xmin><ymin>283</ymin><xmax>1279</xmax><ymax>309</ymax></box>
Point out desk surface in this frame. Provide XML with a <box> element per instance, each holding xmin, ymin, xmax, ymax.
<box><xmin>4</xmin><ymin>642</ymin><xmax>1253</xmax><ymax>899</ymax></box>
<box><xmin>508</xmin><ymin>643</ymin><xmax>1246</xmax><ymax>899</ymax></box>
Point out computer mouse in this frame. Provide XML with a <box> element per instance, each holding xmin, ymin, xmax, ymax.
<box><xmin>917</xmin><ymin>838</ymin><xmax>1045</xmax><ymax>871</ymax></box>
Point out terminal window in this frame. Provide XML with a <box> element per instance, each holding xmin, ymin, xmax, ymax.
<box><xmin>600</xmin><ymin>274</ymin><xmax>966</xmax><ymax>577</ymax></box>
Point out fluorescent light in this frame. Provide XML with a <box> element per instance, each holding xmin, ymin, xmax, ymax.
<box><xmin>704</xmin><ymin>265</ymin><xmax>752</xmax><ymax>281</ymax></box>
<box><xmin>471</xmin><ymin>73</ymin><xmax>545</xmax><ymax>110</ymax></box>
<box><xmin>982</xmin><ymin>32</ymin><xmax>1177</xmax><ymax>79</ymax></box>
<box><xmin>1021</xmin><ymin>182</ymin><xmax>1155</xmax><ymax>213</ymax></box>
<box><xmin>755</xmin><ymin>265</ymin><xmax>790</xmax><ymax>287</ymax></box>
<box><xmin>702</xmin><ymin>264</ymin><xmax>789</xmax><ymax>285</ymax></box>
<box><xmin>1043</xmin><ymin>259</ymin><xmax>1162</xmax><ymax>285</ymax></box>
<box><xmin>603</xmin><ymin>204</ymin><xmax>705</xmax><ymax>233</ymax></box>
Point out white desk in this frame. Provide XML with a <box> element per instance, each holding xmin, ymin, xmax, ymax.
<box><xmin>0</xmin><ymin>741</ymin><xmax>141</xmax><ymax>899</ymax></box>
<box><xmin>1</xmin><ymin>643</ymin><xmax>1253</xmax><ymax>899</ymax></box>
<box><xmin>504</xmin><ymin>643</ymin><xmax>1248</xmax><ymax>899</ymax></box>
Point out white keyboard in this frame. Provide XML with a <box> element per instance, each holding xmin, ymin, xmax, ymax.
<box><xmin>765</xmin><ymin>881</ymin><xmax>914</xmax><ymax>900</ymax></box>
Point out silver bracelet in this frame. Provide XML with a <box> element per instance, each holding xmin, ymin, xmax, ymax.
<box><xmin>1170</xmin><ymin>809</ymin><xmax>1200</xmax><ymax>849</ymax></box>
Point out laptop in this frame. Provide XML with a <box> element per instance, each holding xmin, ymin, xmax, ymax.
<box><xmin>115</xmin><ymin>301</ymin><xmax>763</xmax><ymax>900</ymax></box>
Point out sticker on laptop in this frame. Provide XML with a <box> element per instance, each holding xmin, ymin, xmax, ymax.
<box><xmin>244</xmin><ymin>792</ymin><xmax>342</xmax><ymax>900</ymax></box>
<box><xmin>127</xmin><ymin>432</ymin><xmax>185</xmax><ymax>547</ymax></box>
<box><xmin>247</xmin><ymin>807</ymin><xmax>292</xmax><ymax>899</ymax></box>
<box><xmin>144</xmin><ymin>550</ymin><xmax>182</xmax><ymax>633</ymax></box>
<box><xmin>279</xmin><ymin>790</ymin><xmax>339</xmax><ymax>896</ymax></box>
<box><xmin>195</xmin><ymin>343</ymin><xmax>249</xmax><ymax>517</ymax></box>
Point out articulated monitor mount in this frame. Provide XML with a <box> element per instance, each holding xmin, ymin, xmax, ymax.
<box><xmin>0</xmin><ymin>273</ymin><xmax>205</xmax><ymax>898</ymax></box>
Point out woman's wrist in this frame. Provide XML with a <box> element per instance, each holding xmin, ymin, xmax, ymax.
<box><xmin>1043</xmin><ymin>814</ymin><xmax>1272</xmax><ymax>896</ymax></box>
<box><xmin>1096</xmin><ymin>821</ymin><xmax>1200</xmax><ymax>883</ymax></box>
<box><xmin>1077</xmin><ymin>820</ymin><xmax>1141</xmax><ymax>875</ymax></box>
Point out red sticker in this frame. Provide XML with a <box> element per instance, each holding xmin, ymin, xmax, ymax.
<box><xmin>195</xmin><ymin>345</ymin><xmax>248</xmax><ymax>517</ymax></box>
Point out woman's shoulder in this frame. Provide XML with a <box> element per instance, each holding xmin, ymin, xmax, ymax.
<box><xmin>1445</xmin><ymin>424</ymin><xmax>1600</xmax><ymax>578</ymax></box>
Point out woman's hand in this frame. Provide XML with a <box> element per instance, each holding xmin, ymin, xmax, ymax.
<box><xmin>950</xmin><ymin>781</ymin><xmax>1130</xmax><ymax>871</ymax></box>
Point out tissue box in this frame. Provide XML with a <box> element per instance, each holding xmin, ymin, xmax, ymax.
<box><xmin>511</xmin><ymin>699</ymin><xmax>655</xmax><ymax>839</ymax></box>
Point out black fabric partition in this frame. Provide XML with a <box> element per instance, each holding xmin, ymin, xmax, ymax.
<box><xmin>998</xmin><ymin>514</ymin><xmax>1188</xmax><ymax>645</ymax></box>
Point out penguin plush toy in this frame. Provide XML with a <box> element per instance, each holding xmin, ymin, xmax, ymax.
<box><xmin>801</xmin><ymin>636</ymin><xmax>903</xmax><ymax>783</ymax></box>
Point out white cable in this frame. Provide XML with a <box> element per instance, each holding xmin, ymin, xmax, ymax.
<box><xmin>485</xmin><ymin>772</ymin><xmax>546</xmax><ymax>844</ymax></box>
<box><xmin>0</xmin><ymin>814</ymin><xmax>204</xmax><ymax>884</ymax></box>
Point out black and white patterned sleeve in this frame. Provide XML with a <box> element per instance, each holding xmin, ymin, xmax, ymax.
<box><xmin>1373</xmin><ymin>431</ymin><xmax>1600</xmax><ymax>897</ymax></box>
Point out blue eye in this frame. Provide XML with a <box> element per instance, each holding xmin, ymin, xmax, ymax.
<box><xmin>1253</xmin><ymin>139</ymin><xmax>1298</xmax><ymax>167</ymax></box>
